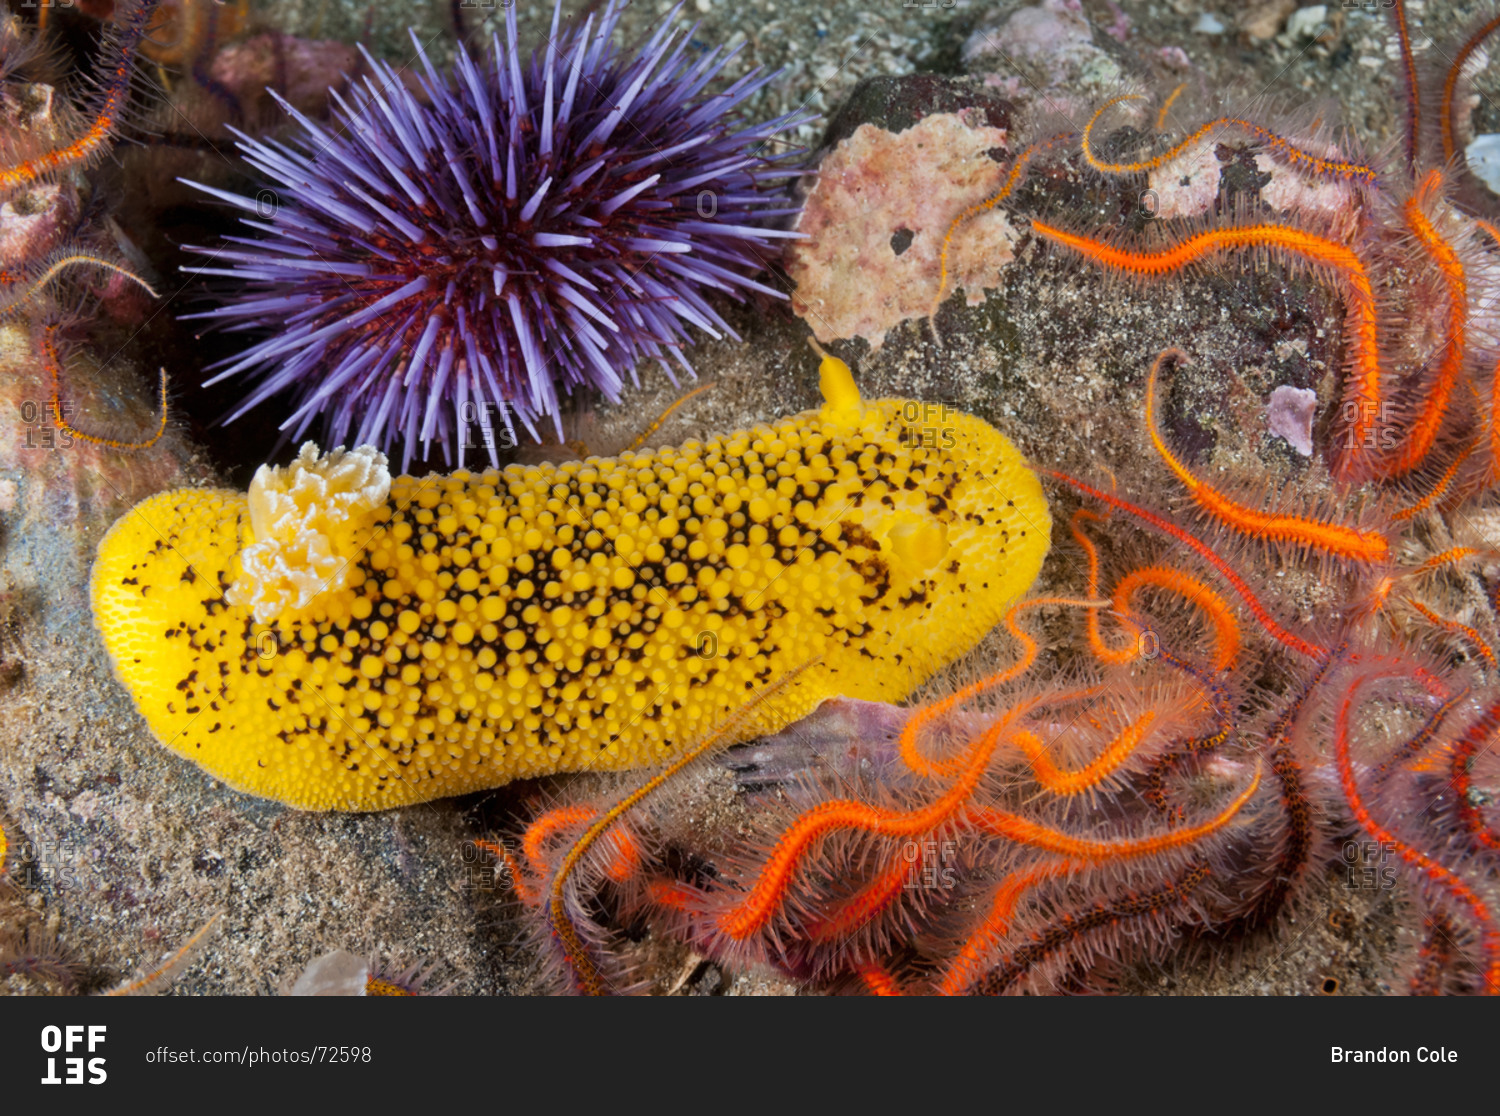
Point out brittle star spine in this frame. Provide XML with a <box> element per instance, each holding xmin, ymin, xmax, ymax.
<box><xmin>1046</xmin><ymin>469</ymin><xmax>1328</xmax><ymax>660</ymax></box>
<box><xmin>1392</xmin><ymin>441</ymin><xmax>1472</xmax><ymax>521</ymax></box>
<box><xmin>0</xmin><ymin>0</ymin><xmax>158</xmax><ymax>195</ymax></box>
<box><xmin>716</xmin><ymin>701</ymin><xmax>1026</xmax><ymax>941</ymax></box>
<box><xmin>1449</xmin><ymin>701</ymin><xmax>1500</xmax><ymax>852</ymax></box>
<box><xmin>929</xmin><ymin>132</ymin><xmax>1075</xmax><ymax>342</ymax></box>
<box><xmin>1144</xmin><ymin>348</ymin><xmax>1390</xmax><ymax>562</ymax></box>
<box><xmin>1442</xmin><ymin>15</ymin><xmax>1500</xmax><ymax>164</ymax></box>
<box><xmin>1404</xmin><ymin>597</ymin><xmax>1498</xmax><ymax>670</ymax></box>
<box><xmin>0</xmin><ymin>253</ymin><xmax>159</xmax><ymax>316</ymax></box>
<box><xmin>1032</xmin><ymin>220</ymin><xmax>1386</xmax><ymax>478</ymax></box>
<box><xmin>548</xmin><ymin>660</ymin><xmax>817</xmax><ymax>994</ymax></box>
<box><xmin>967</xmin><ymin>764</ymin><xmax>1261</xmax><ymax>857</ymax></box>
<box><xmin>1392</xmin><ymin>0</ymin><xmax>1423</xmax><ymax>175</ymax></box>
<box><xmin>1390</xmin><ymin>171</ymin><xmax>1466</xmax><ymax>478</ymax></box>
<box><xmin>1080</xmin><ymin>95</ymin><xmax>1379</xmax><ymax>185</ymax></box>
<box><xmin>1334</xmin><ymin>672</ymin><xmax>1500</xmax><ymax>994</ymax></box>
<box><xmin>1471</xmin><ymin>219</ymin><xmax>1500</xmax><ymax>479</ymax></box>
<box><xmin>974</xmin><ymin>862</ymin><xmax>1213</xmax><ymax>995</ymax></box>
<box><xmin>1071</xmin><ymin>509</ymin><xmax>1241</xmax><ymax>672</ymax></box>
<box><xmin>940</xmin><ymin>767</ymin><xmax>1260</xmax><ymax>995</ymax></box>
<box><xmin>41</xmin><ymin>326</ymin><xmax>169</xmax><ymax>452</ymax></box>
<box><xmin>894</xmin><ymin>601</ymin><xmax>1104</xmax><ymax>779</ymax></box>
<box><xmin>1155</xmin><ymin>84</ymin><xmax>1187</xmax><ymax>132</ymax></box>
<box><xmin>1371</xmin><ymin>685</ymin><xmax>1468</xmax><ymax>788</ymax></box>
<box><xmin>716</xmin><ymin>600</ymin><xmax>1082</xmax><ymax>941</ymax></box>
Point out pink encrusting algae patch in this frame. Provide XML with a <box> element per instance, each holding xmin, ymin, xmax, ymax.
<box><xmin>787</xmin><ymin>112</ymin><xmax>1018</xmax><ymax>348</ymax></box>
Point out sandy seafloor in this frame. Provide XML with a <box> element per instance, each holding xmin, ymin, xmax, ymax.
<box><xmin>3</xmin><ymin>0</ymin><xmax>1498</xmax><ymax>995</ymax></box>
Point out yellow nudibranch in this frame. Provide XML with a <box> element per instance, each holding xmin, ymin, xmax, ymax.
<box><xmin>91</xmin><ymin>356</ymin><xmax>1050</xmax><ymax>810</ymax></box>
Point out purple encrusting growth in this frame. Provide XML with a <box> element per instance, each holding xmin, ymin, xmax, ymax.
<box><xmin>1266</xmin><ymin>384</ymin><xmax>1317</xmax><ymax>457</ymax></box>
<box><xmin>180</xmin><ymin>0</ymin><xmax>809</xmax><ymax>469</ymax></box>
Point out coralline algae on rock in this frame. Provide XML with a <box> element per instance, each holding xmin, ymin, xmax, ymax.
<box><xmin>788</xmin><ymin>111</ymin><xmax>1017</xmax><ymax>348</ymax></box>
<box><xmin>1119</xmin><ymin>106</ymin><xmax>1363</xmax><ymax>240</ymax></box>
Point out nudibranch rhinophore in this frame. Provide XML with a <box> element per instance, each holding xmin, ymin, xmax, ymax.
<box><xmin>90</xmin><ymin>356</ymin><xmax>1050</xmax><ymax>810</ymax></box>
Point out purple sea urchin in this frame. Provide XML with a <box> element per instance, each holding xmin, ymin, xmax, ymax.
<box><xmin>181</xmin><ymin>1</ymin><xmax>808</xmax><ymax>468</ymax></box>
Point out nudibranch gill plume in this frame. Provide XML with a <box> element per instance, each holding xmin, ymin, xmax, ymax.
<box><xmin>90</xmin><ymin>356</ymin><xmax>1050</xmax><ymax>810</ymax></box>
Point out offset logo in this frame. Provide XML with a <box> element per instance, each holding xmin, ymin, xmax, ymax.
<box><xmin>40</xmin><ymin>1025</ymin><xmax>107</xmax><ymax>1085</ymax></box>
<box><xmin>899</xmin><ymin>401</ymin><xmax>959</xmax><ymax>450</ymax></box>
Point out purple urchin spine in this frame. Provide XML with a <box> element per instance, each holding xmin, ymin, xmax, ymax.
<box><xmin>180</xmin><ymin>0</ymin><xmax>810</xmax><ymax>469</ymax></box>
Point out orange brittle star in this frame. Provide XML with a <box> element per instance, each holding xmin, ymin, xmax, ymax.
<box><xmin>38</xmin><ymin>323</ymin><xmax>169</xmax><ymax>452</ymax></box>
<box><xmin>0</xmin><ymin>1</ymin><xmax>157</xmax><ymax>197</ymax></box>
<box><xmin>1079</xmin><ymin>93</ymin><xmax>1380</xmax><ymax>187</ymax></box>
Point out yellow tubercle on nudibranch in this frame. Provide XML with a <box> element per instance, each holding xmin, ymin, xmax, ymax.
<box><xmin>90</xmin><ymin>356</ymin><xmax>1051</xmax><ymax>810</ymax></box>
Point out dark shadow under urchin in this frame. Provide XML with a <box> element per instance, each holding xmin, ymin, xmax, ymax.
<box><xmin>178</xmin><ymin>0</ymin><xmax>811</xmax><ymax>472</ymax></box>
